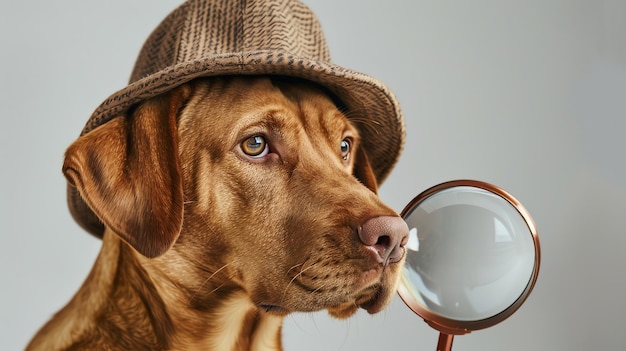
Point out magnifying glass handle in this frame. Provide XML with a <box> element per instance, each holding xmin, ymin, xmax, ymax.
<box><xmin>437</xmin><ymin>333</ymin><xmax>454</xmax><ymax>351</ymax></box>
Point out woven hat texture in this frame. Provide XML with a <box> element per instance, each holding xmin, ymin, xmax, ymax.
<box><xmin>69</xmin><ymin>0</ymin><xmax>406</xmax><ymax>237</ymax></box>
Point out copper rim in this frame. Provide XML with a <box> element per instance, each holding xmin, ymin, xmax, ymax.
<box><xmin>397</xmin><ymin>179</ymin><xmax>541</xmax><ymax>335</ymax></box>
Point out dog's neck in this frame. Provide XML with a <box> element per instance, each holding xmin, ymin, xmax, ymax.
<box><xmin>28</xmin><ymin>229</ymin><xmax>284</xmax><ymax>351</ymax></box>
<box><xmin>137</xmin><ymin>239</ymin><xmax>285</xmax><ymax>351</ymax></box>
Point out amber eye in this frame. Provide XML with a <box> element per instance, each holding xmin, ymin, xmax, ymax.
<box><xmin>241</xmin><ymin>135</ymin><xmax>269</xmax><ymax>157</ymax></box>
<box><xmin>340</xmin><ymin>138</ymin><xmax>351</xmax><ymax>161</ymax></box>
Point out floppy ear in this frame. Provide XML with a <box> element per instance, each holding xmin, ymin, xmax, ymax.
<box><xmin>353</xmin><ymin>146</ymin><xmax>379</xmax><ymax>194</ymax></box>
<box><xmin>62</xmin><ymin>86</ymin><xmax>191</xmax><ymax>258</ymax></box>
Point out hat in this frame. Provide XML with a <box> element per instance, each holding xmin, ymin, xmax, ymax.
<box><xmin>68</xmin><ymin>0</ymin><xmax>405</xmax><ymax>237</ymax></box>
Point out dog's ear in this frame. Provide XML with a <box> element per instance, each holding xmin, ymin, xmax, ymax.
<box><xmin>353</xmin><ymin>146</ymin><xmax>379</xmax><ymax>194</ymax></box>
<box><xmin>62</xmin><ymin>86</ymin><xmax>191</xmax><ymax>258</ymax></box>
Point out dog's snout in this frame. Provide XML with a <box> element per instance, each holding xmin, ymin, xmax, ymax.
<box><xmin>358</xmin><ymin>216</ymin><xmax>409</xmax><ymax>265</ymax></box>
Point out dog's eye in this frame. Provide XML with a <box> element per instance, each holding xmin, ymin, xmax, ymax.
<box><xmin>340</xmin><ymin>138</ymin><xmax>351</xmax><ymax>161</ymax></box>
<box><xmin>241</xmin><ymin>136</ymin><xmax>269</xmax><ymax>157</ymax></box>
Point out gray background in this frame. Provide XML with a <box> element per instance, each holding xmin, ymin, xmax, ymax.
<box><xmin>2</xmin><ymin>0</ymin><xmax>625</xmax><ymax>350</ymax></box>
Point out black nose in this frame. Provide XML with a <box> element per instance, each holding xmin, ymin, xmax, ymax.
<box><xmin>358</xmin><ymin>216</ymin><xmax>409</xmax><ymax>265</ymax></box>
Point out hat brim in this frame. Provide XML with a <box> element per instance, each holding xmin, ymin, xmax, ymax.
<box><xmin>70</xmin><ymin>50</ymin><xmax>405</xmax><ymax>237</ymax></box>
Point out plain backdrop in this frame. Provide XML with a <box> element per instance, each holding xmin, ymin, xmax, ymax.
<box><xmin>2</xmin><ymin>0</ymin><xmax>625</xmax><ymax>350</ymax></box>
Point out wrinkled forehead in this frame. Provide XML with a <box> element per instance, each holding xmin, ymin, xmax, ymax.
<box><xmin>270</xmin><ymin>77</ymin><xmax>358</xmax><ymax>136</ymax></box>
<box><xmin>178</xmin><ymin>76</ymin><xmax>358</xmax><ymax>145</ymax></box>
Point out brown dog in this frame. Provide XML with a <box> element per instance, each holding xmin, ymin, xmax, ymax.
<box><xmin>27</xmin><ymin>76</ymin><xmax>408</xmax><ymax>350</ymax></box>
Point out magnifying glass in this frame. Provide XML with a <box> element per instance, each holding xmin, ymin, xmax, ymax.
<box><xmin>397</xmin><ymin>180</ymin><xmax>540</xmax><ymax>351</ymax></box>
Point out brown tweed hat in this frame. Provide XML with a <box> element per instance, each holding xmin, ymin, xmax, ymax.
<box><xmin>68</xmin><ymin>0</ymin><xmax>405</xmax><ymax>237</ymax></box>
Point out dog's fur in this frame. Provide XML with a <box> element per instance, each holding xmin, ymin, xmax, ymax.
<box><xmin>28</xmin><ymin>76</ymin><xmax>408</xmax><ymax>351</ymax></box>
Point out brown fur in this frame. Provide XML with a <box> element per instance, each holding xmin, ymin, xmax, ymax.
<box><xmin>28</xmin><ymin>76</ymin><xmax>407</xmax><ymax>351</ymax></box>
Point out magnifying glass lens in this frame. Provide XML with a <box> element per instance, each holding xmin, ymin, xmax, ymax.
<box><xmin>402</xmin><ymin>186</ymin><xmax>536</xmax><ymax>322</ymax></box>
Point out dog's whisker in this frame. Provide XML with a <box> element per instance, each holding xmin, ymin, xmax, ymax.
<box><xmin>310</xmin><ymin>287</ymin><xmax>323</xmax><ymax>294</ymax></box>
<box><xmin>206</xmin><ymin>282</ymin><xmax>226</xmax><ymax>297</ymax></box>
<box><xmin>286</xmin><ymin>262</ymin><xmax>305</xmax><ymax>275</ymax></box>
<box><xmin>187</xmin><ymin>263</ymin><xmax>231</xmax><ymax>306</ymax></box>
<box><xmin>199</xmin><ymin>213</ymin><xmax>221</xmax><ymax>237</ymax></box>
<box><xmin>280</xmin><ymin>258</ymin><xmax>321</xmax><ymax>305</ymax></box>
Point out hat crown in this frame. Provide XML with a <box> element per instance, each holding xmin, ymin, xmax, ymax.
<box><xmin>130</xmin><ymin>0</ymin><xmax>330</xmax><ymax>83</ymax></box>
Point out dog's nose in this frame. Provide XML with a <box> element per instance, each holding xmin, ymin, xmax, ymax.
<box><xmin>358</xmin><ymin>216</ymin><xmax>409</xmax><ymax>265</ymax></box>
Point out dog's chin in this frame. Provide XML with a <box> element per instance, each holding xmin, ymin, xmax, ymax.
<box><xmin>326</xmin><ymin>284</ymin><xmax>394</xmax><ymax>319</ymax></box>
<box><xmin>327</xmin><ymin>302</ymin><xmax>360</xmax><ymax>319</ymax></box>
<box><xmin>257</xmin><ymin>282</ymin><xmax>395</xmax><ymax>319</ymax></box>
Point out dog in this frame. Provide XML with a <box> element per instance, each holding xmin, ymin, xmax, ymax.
<box><xmin>27</xmin><ymin>76</ymin><xmax>409</xmax><ymax>350</ymax></box>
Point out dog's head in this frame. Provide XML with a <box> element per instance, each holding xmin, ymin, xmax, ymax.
<box><xmin>63</xmin><ymin>76</ymin><xmax>408</xmax><ymax>318</ymax></box>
